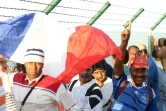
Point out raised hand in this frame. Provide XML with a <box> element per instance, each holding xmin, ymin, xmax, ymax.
<box><xmin>121</xmin><ymin>21</ymin><xmax>131</xmax><ymax>41</ymax></box>
<box><xmin>152</xmin><ymin>37</ymin><xmax>157</xmax><ymax>46</ymax></box>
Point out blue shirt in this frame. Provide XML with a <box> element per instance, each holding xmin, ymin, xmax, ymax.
<box><xmin>111</xmin><ymin>72</ymin><xmax>158</xmax><ymax>111</ymax></box>
<box><xmin>148</xmin><ymin>56</ymin><xmax>160</xmax><ymax>102</ymax></box>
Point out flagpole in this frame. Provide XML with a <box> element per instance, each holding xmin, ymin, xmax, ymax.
<box><xmin>123</xmin><ymin>8</ymin><xmax>144</xmax><ymax>28</ymax></box>
<box><xmin>43</xmin><ymin>0</ymin><xmax>61</xmax><ymax>15</ymax></box>
<box><xmin>87</xmin><ymin>2</ymin><xmax>111</xmax><ymax>25</ymax></box>
<box><xmin>148</xmin><ymin>13</ymin><xmax>166</xmax><ymax>55</ymax></box>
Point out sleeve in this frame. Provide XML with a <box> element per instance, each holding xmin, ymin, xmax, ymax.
<box><xmin>158</xmin><ymin>68</ymin><xmax>166</xmax><ymax>101</ymax></box>
<box><xmin>2</xmin><ymin>72</ymin><xmax>15</xmax><ymax>94</ymax></box>
<box><xmin>146</xmin><ymin>96</ymin><xmax>158</xmax><ymax>111</ymax></box>
<box><xmin>112</xmin><ymin>72</ymin><xmax>127</xmax><ymax>98</ymax></box>
<box><xmin>56</xmin><ymin>83</ymin><xmax>79</xmax><ymax>111</ymax></box>
<box><xmin>101</xmin><ymin>80</ymin><xmax>113</xmax><ymax>106</ymax></box>
<box><xmin>145</xmin><ymin>88</ymin><xmax>159</xmax><ymax>111</ymax></box>
<box><xmin>89</xmin><ymin>102</ymin><xmax>102</xmax><ymax>111</ymax></box>
<box><xmin>88</xmin><ymin>87</ymin><xmax>103</xmax><ymax>111</ymax></box>
<box><xmin>147</xmin><ymin>56</ymin><xmax>160</xmax><ymax>102</ymax></box>
<box><xmin>147</xmin><ymin>56</ymin><xmax>158</xmax><ymax>86</ymax></box>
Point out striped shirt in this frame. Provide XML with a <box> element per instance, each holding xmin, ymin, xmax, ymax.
<box><xmin>0</xmin><ymin>72</ymin><xmax>17</xmax><ymax>111</ymax></box>
<box><xmin>69</xmin><ymin>79</ymin><xmax>103</xmax><ymax>111</ymax></box>
<box><xmin>12</xmin><ymin>73</ymin><xmax>77</xmax><ymax>111</ymax></box>
<box><xmin>0</xmin><ymin>77</ymin><xmax>6</xmax><ymax>111</ymax></box>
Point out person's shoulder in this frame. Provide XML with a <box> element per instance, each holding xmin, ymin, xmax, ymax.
<box><xmin>113</xmin><ymin>72</ymin><xmax>127</xmax><ymax>81</ymax></box>
<box><xmin>13</xmin><ymin>72</ymin><xmax>26</xmax><ymax>81</ymax></box>
<box><xmin>106</xmin><ymin>77</ymin><xmax>112</xmax><ymax>81</ymax></box>
<box><xmin>103</xmin><ymin>77</ymin><xmax>112</xmax><ymax>85</ymax></box>
<box><xmin>39</xmin><ymin>75</ymin><xmax>62</xmax><ymax>93</ymax></box>
<box><xmin>42</xmin><ymin>75</ymin><xmax>61</xmax><ymax>84</ymax></box>
<box><xmin>86</xmin><ymin>81</ymin><xmax>102</xmax><ymax>97</ymax></box>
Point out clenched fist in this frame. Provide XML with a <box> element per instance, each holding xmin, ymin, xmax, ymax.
<box><xmin>121</xmin><ymin>21</ymin><xmax>131</xmax><ymax>41</ymax></box>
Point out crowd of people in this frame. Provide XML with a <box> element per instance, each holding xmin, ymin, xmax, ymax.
<box><xmin>0</xmin><ymin>23</ymin><xmax>166</xmax><ymax>111</ymax></box>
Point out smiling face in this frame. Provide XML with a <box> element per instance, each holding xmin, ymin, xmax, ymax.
<box><xmin>24</xmin><ymin>62</ymin><xmax>43</xmax><ymax>80</ymax></box>
<box><xmin>130</xmin><ymin>66</ymin><xmax>147</xmax><ymax>87</ymax></box>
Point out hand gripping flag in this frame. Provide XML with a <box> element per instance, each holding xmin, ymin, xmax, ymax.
<box><xmin>0</xmin><ymin>13</ymin><xmax>122</xmax><ymax>83</ymax></box>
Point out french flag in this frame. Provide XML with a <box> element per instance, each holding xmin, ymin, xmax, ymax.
<box><xmin>0</xmin><ymin>13</ymin><xmax>122</xmax><ymax>83</ymax></box>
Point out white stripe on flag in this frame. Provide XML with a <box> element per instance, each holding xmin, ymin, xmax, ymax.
<box><xmin>10</xmin><ymin>13</ymin><xmax>72</xmax><ymax>78</ymax></box>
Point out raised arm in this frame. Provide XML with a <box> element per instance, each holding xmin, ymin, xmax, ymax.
<box><xmin>114</xmin><ymin>23</ymin><xmax>131</xmax><ymax>79</ymax></box>
<box><xmin>152</xmin><ymin>38</ymin><xmax>166</xmax><ymax>58</ymax></box>
<box><xmin>56</xmin><ymin>83</ymin><xmax>78</xmax><ymax>111</ymax></box>
<box><xmin>152</xmin><ymin>47</ymin><xmax>166</xmax><ymax>58</ymax></box>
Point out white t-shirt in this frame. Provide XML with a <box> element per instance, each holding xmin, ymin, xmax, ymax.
<box><xmin>101</xmin><ymin>77</ymin><xmax>113</xmax><ymax>106</ymax></box>
<box><xmin>69</xmin><ymin>79</ymin><xmax>103</xmax><ymax>111</ymax></box>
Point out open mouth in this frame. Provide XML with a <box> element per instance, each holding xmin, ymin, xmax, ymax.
<box><xmin>135</xmin><ymin>76</ymin><xmax>143</xmax><ymax>81</ymax></box>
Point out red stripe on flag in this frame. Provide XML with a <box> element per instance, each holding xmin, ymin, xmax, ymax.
<box><xmin>57</xmin><ymin>25</ymin><xmax>122</xmax><ymax>83</ymax></box>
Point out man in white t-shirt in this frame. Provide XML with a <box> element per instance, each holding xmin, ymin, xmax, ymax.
<box><xmin>92</xmin><ymin>59</ymin><xmax>113</xmax><ymax>111</ymax></box>
<box><xmin>69</xmin><ymin>67</ymin><xmax>103</xmax><ymax>111</ymax></box>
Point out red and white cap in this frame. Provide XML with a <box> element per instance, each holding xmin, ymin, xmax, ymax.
<box><xmin>130</xmin><ymin>56</ymin><xmax>148</xmax><ymax>69</ymax></box>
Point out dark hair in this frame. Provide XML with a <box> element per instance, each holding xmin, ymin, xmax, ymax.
<box><xmin>128</xmin><ymin>45</ymin><xmax>139</xmax><ymax>52</ymax></box>
<box><xmin>158</xmin><ymin>38</ymin><xmax>166</xmax><ymax>47</ymax></box>
<box><xmin>124</xmin><ymin>49</ymin><xmax>129</xmax><ymax>64</ymax></box>
<box><xmin>15</xmin><ymin>63</ymin><xmax>26</xmax><ymax>73</ymax></box>
<box><xmin>92</xmin><ymin>59</ymin><xmax>106</xmax><ymax>72</ymax></box>
<box><xmin>112</xmin><ymin>54</ymin><xmax>116</xmax><ymax>59</ymax></box>
<box><xmin>112</xmin><ymin>49</ymin><xmax>129</xmax><ymax>64</ymax></box>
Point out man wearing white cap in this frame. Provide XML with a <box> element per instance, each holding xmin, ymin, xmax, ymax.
<box><xmin>3</xmin><ymin>48</ymin><xmax>78</xmax><ymax>111</ymax></box>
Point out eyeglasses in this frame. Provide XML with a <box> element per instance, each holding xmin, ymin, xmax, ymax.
<box><xmin>0</xmin><ymin>60</ymin><xmax>7</xmax><ymax>65</ymax></box>
<box><xmin>93</xmin><ymin>70</ymin><xmax>105</xmax><ymax>75</ymax></box>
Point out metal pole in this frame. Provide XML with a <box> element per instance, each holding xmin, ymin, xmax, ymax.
<box><xmin>43</xmin><ymin>0</ymin><xmax>61</xmax><ymax>15</ymax></box>
<box><xmin>148</xmin><ymin>13</ymin><xmax>166</xmax><ymax>54</ymax></box>
<box><xmin>148</xmin><ymin>29</ymin><xmax>153</xmax><ymax>55</ymax></box>
<box><xmin>150</xmin><ymin>13</ymin><xmax>166</xmax><ymax>30</ymax></box>
<box><xmin>123</xmin><ymin>8</ymin><xmax>144</xmax><ymax>28</ymax></box>
<box><xmin>87</xmin><ymin>2</ymin><xmax>111</xmax><ymax>25</ymax></box>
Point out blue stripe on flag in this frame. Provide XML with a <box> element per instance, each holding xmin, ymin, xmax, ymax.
<box><xmin>0</xmin><ymin>13</ymin><xmax>35</xmax><ymax>58</ymax></box>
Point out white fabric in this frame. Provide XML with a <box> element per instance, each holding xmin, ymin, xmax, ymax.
<box><xmin>69</xmin><ymin>79</ymin><xmax>102</xmax><ymax>111</ymax></box>
<box><xmin>135</xmin><ymin>44</ymin><xmax>146</xmax><ymax>50</ymax></box>
<box><xmin>2</xmin><ymin>72</ymin><xmax>77</xmax><ymax>111</ymax></box>
<box><xmin>25</xmin><ymin>50</ymin><xmax>44</xmax><ymax>57</ymax></box>
<box><xmin>10</xmin><ymin>13</ymin><xmax>72</xmax><ymax>78</ymax></box>
<box><xmin>0</xmin><ymin>72</ymin><xmax>17</xmax><ymax>111</ymax></box>
<box><xmin>101</xmin><ymin>77</ymin><xmax>113</xmax><ymax>106</ymax></box>
<box><xmin>24</xmin><ymin>55</ymin><xmax>44</xmax><ymax>63</ymax></box>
